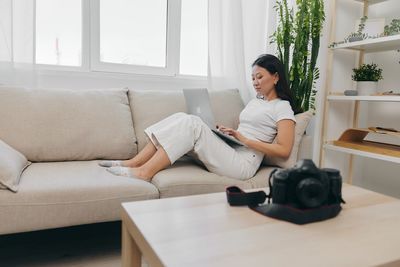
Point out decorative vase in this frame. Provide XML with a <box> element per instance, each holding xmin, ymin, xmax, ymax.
<box><xmin>356</xmin><ymin>81</ymin><xmax>378</xmax><ymax>96</ymax></box>
<box><xmin>348</xmin><ymin>36</ymin><xmax>364</xmax><ymax>42</ymax></box>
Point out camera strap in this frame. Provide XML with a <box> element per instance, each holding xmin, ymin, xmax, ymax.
<box><xmin>225</xmin><ymin>186</ymin><xmax>268</xmax><ymax>207</ymax></box>
<box><xmin>226</xmin><ymin>169</ymin><xmax>276</xmax><ymax>207</ymax></box>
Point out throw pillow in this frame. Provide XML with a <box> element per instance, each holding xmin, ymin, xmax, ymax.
<box><xmin>0</xmin><ymin>140</ymin><xmax>31</xmax><ymax>192</ymax></box>
<box><xmin>262</xmin><ymin>110</ymin><xmax>313</xmax><ymax>168</ymax></box>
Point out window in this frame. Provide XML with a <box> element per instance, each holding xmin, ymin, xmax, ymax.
<box><xmin>35</xmin><ymin>0</ymin><xmax>82</xmax><ymax>66</ymax></box>
<box><xmin>35</xmin><ymin>0</ymin><xmax>208</xmax><ymax>77</ymax></box>
<box><xmin>179</xmin><ymin>0</ymin><xmax>208</xmax><ymax>76</ymax></box>
<box><xmin>99</xmin><ymin>0</ymin><xmax>167</xmax><ymax>67</ymax></box>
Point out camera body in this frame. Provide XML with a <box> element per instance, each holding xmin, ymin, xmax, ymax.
<box><xmin>270</xmin><ymin>159</ymin><xmax>343</xmax><ymax>209</ymax></box>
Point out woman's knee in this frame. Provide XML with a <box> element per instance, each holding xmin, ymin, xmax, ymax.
<box><xmin>174</xmin><ymin>112</ymin><xmax>188</xmax><ymax>118</ymax></box>
<box><xmin>167</xmin><ymin>112</ymin><xmax>188</xmax><ymax>121</ymax></box>
<box><xmin>172</xmin><ymin>113</ymin><xmax>206</xmax><ymax>130</ymax></box>
<box><xmin>188</xmin><ymin>114</ymin><xmax>204</xmax><ymax>125</ymax></box>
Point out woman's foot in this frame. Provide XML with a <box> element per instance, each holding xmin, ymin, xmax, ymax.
<box><xmin>98</xmin><ymin>160</ymin><xmax>124</xmax><ymax>167</ymax></box>
<box><xmin>106</xmin><ymin>167</ymin><xmax>151</xmax><ymax>182</ymax></box>
<box><xmin>98</xmin><ymin>160</ymin><xmax>141</xmax><ymax>168</ymax></box>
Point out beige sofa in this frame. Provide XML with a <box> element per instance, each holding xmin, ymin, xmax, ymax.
<box><xmin>0</xmin><ymin>87</ymin><xmax>312</xmax><ymax>235</ymax></box>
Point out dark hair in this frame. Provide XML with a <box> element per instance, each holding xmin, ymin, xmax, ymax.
<box><xmin>252</xmin><ymin>54</ymin><xmax>300</xmax><ymax>114</ymax></box>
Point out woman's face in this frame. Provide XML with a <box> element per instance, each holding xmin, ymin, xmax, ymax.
<box><xmin>251</xmin><ymin>65</ymin><xmax>279</xmax><ymax>98</ymax></box>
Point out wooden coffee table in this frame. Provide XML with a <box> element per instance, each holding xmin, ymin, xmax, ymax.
<box><xmin>121</xmin><ymin>184</ymin><xmax>400</xmax><ymax>267</ymax></box>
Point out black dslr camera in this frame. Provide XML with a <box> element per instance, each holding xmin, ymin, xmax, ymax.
<box><xmin>270</xmin><ymin>159</ymin><xmax>344</xmax><ymax>209</ymax></box>
<box><xmin>226</xmin><ymin>159</ymin><xmax>345</xmax><ymax>224</ymax></box>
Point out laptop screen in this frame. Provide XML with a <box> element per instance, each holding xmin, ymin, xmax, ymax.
<box><xmin>183</xmin><ymin>89</ymin><xmax>216</xmax><ymax>129</ymax></box>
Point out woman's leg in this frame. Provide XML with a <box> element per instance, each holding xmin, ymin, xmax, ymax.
<box><xmin>99</xmin><ymin>141</ymin><xmax>157</xmax><ymax>167</ymax></box>
<box><xmin>130</xmin><ymin>147</ymin><xmax>171</xmax><ymax>181</ymax></box>
<box><xmin>122</xmin><ymin>141</ymin><xmax>157</xmax><ymax>167</ymax></box>
<box><xmin>121</xmin><ymin>112</ymin><xmax>189</xmax><ymax>169</ymax></box>
<box><xmin>107</xmin><ymin>146</ymin><xmax>171</xmax><ymax>182</ymax></box>
<box><xmin>107</xmin><ymin>113</ymin><xmax>258</xmax><ymax>181</ymax></box>
<box><xmin>139</xmin><ymin>114</ymin><xmax>259</xmax><ymax>180</ymax></box>
<box><xmin>107</xmin><ymin>112</ymin><xmax>193</xmax><ymax>180</ymax></box>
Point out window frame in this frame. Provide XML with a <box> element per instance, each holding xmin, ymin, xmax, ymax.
<box><xmin>90</xmin><ymin>0</ymin><xmax>182</xmax><ymax>76</ymax></box>
<box><xmin>34</xmin><ymin>0</ymin><xmax>208</xmax><ymax>78</ymax></box>
<box><xmin>34</xmin><ymin>0</ymin><xmax>87</xmax><ymax>71</ymax></box>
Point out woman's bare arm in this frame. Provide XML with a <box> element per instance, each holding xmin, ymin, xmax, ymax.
<box><xmin>218</xmin><ymin>119</ymin><xmax>295</xmax><ymax>159</ymax></box>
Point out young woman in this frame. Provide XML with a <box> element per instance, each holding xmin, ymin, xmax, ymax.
<box><xmin>99</xmin><ymin>54</ymin><xmax>297</xmax><ymax>181</ymax></box>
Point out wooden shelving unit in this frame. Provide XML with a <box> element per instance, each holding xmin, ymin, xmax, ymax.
<box><xmin>319</xmin><ymin>0</ymin><xmax>400</xmax><ymax>183</ymax></box>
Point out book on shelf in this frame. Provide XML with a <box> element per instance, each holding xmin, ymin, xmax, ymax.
<box><xmin>331</xmin><ymin>128</ymin><xmax>400</xmax><ymax>158</ymax></box>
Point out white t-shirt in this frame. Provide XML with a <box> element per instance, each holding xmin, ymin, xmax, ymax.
<box><xmin>237</xmin><ymin>98</ymin><xmax>296</xmax><ymax>143</ymax></box>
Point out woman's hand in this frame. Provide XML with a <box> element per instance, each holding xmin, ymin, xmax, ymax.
<box><xmin>216</xmin><ymin>125</ymin><xmax>248</xmax><ymax>144</ymax></box>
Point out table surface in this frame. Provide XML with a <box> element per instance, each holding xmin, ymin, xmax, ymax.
<box><xmin>121</xmin><ymin>184</ymin><xmax>400</xmax><ymax>267</ymax></box>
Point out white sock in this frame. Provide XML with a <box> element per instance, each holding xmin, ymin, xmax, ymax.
<box><xmin>106</xmin><ymin>166</ymin><xmax>135</xmax><ymax>177</ymax></box>
<box><xmin>98</xmin><ymin>160</ymin><xmax>123</xmax><ymax>167</ymax></box>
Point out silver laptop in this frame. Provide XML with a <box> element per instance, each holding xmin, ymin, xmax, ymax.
<box><xmin>183</xmin><ymin>88</ymin><xmax>245</xmax><ymax>146</ymax></box>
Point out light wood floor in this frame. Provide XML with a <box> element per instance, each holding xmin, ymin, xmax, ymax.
<box><xmin>0</xmin><ymin>222</ymin><xmax>123</xmax><ymax>267</ymax></box>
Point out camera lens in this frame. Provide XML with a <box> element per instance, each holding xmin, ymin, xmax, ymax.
<box><xmin>296</xmin><ymin>178</ymin><xmax>329</xmax><ymax>208</ymax></box>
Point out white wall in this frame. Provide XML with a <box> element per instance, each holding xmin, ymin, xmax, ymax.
<box><xmin>317</xmin><ymin>0</ymin><xmax>400</xmax><ymax>198</ymax></box>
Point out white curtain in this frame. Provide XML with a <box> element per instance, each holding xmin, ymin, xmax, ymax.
<box><xmin>208</xmin><ymin>0</ymin><xmax>271</xmax><ymax>104</ymax></box>
<box><xmin>0</xmin><ymin>0</ymin><xmax>36</xmax><ymax>88</ymax></box>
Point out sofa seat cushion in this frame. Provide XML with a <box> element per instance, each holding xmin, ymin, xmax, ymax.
<box><xmin>0</xmin><ymin>87</ymin><xmax>137</xmax><ymax>161</ymax></box>
<box><xmin>151</xmin><ymin>160</ymin><xmax>276</xmax><ymax>198</ymax></box>
<box><xmin>0</xmin><ymin>161</ymin><xmax>159</xmax><ymax>234</ymax></box>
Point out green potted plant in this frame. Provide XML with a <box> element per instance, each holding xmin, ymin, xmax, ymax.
<box><xmin>352</xmin><ymin>63</ymin><xmax>383</xmax><ymax>95</ymax></box>
<box><xmin>270</xmin><ymin>0</ymin><xmax>325</xmax><ymax>112</ymax></box>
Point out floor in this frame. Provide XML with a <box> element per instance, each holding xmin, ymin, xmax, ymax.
<box><xmin>0</xmin><ymin>222</ymin><xmax>144</xmax><ymax>267</ymax></box>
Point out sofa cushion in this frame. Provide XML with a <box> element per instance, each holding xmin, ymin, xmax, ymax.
<box><xmin>262</xmin><ymin>110</ymin><xmax>313</xmax><ymax>168</ymax></box>
<box><xmin>129</xmin><ymin>89</ymin><xmax>244</xmax><ymax>151</ymax></box>
<box><xmin>0</xmin><ymin>161</ymin><xmax>159</xmax><ymax>234</ymax></box>
<box><xmin>151</xmin><ymin>160</ymin><xmax>275</xmax><ymax>198</ymax></box>
<box><xmin>0</xmin><ymin>140</ymin><xmax>31</xmax><ymax>192</ymax></box>
<box><xmin>0</xmin><ymin>87</ymin><xmax>137</xmax><ymax>162</ymax></box>
<box><xmin>297</xmin><ymin>134</ymin><xmax>313</xmax><ymax>160</ymax></box>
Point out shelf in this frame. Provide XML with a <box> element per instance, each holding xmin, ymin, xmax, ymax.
<box><xmin>354</xmin><ymin>0</ymin><xmax>390</xmax><ymax>5</ymax></box>
<box><xmin>324</xmin><ymin>128</ymin><xmax>400</xmax><ymax>164</ymax></box>
<box><xmin>332</xmin><ymin>35</ymin><xmax>400</xmax><ymax>53</ymax></box>
<box><xmin>324</xmin><ymin>141</ymin><xmax>400</xmax><ymax>164</ymax></box>
<box><xmin>327</xmin><ymin>95</ymin><xmax>400</xmax><ymax>102</ymax></box>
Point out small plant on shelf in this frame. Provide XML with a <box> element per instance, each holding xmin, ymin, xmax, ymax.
<box><xmin>352</xmin><ymin>63</ymin><xmax>383</xmax><ymax>82</ymax></box>
<box><xmin>346</xmin><ymin>16</ymin><xmax>369</xmax><ymax>42</ymax></box>
<box><xmin>384</xmin><ymin>19</ymin><xmax>400</xmax><ymax>36</ymax></box>
<box><xmin>329</xmin><ymin>16</ymin><xmax>369</xmax><ymax>48</ymax></box>
<box><xmin>352</xmin><ymin>63</ymin><xmax>383</xmax><ymax>96</ymax></box>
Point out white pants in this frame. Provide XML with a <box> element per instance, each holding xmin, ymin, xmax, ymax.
<box><xmin>144</xmin><ymin>112</ymin><xmax>263</xmax><ymax>180</ymax></box>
